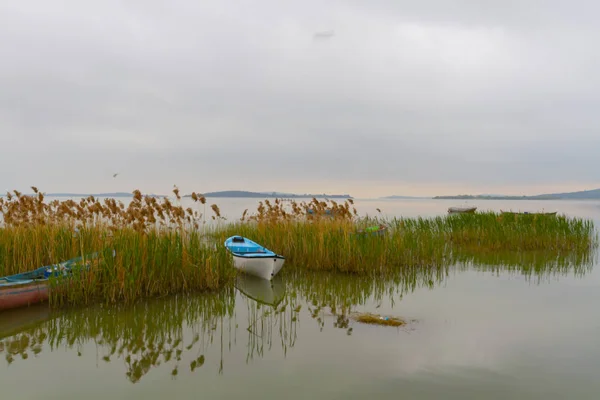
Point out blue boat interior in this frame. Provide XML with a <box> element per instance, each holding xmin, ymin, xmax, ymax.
<box><xmin>224</xmin><ymin>236</ymin><xmax>277</xmax><ymax>257</ymax></box>
<box><xmin>0</xmin><ymin>251</ymin><xmax>107</xmax><ymax>288</ymax></box>
<box><xmin>0</xmin><ymin>267</ymin><xmax>47</xmax><ymax>287</ymax></box>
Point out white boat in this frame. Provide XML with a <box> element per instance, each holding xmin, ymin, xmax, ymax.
<box><xmin>224</xmin><ymin>236</ymin><xmax>285</xmax><ymax>281</ymax></box>
<box><xmin>448</xmin><ymin>206</ymin><xmax>477</xmax><ymax>214</ymax></box>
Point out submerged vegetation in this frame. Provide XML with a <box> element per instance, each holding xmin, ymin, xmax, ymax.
<box><xmin>350</xmin><ymin>312</ymin><xmax>406</xmax><ymax>327</ymax></box>
<box><xmin>0</xmin><ymin>187</ymin><xmax>597</xmax><ymax>307</ymax></box>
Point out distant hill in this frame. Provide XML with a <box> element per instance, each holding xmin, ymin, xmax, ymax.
<box><xmin>184</xmin><ymin>190</ymin><xmax>353</xmax><ymax>199</ymax></box>
<box><xmin>433</xmin><ymin>188</ymin><xmax>600</xmax><ymax>200</ymax></box>
<box><xmin>1</xmin><ymin>192</ymin><xmax>165</xmax><ymax>198</ymax></box>
<box><xmin>530</xmin><ymin>188</ymin><xmax>600</xmax><ymax>199</ymax></box>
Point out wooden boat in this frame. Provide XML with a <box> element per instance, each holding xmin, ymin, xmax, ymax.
<box><xmin>500</xmin><ymin>210</ymin><xmax>557</xmax><ymax>216</ymax></box>
<box><xmin>448</xmin><ymin>206</ymin><xmax>477</xmax><ymax>214</ymax></box>
<box><xmin>0</xmin><ymin>252</ymin><xmax>106</xmax><ymax>312</ymax></box>
<box><xmin>0</xmin><ymin>267</ymin><xmax>51</xmax><ymax>312</ymax></box>
<box><xmin>224</xmin><ymin>236</ymin><xmax>285</xmax><ymax>281</ymax></box>
<box><xmin>234</xmin><ymin>274</ymin><xmax>285</xmax><ymax>307</ymax></box>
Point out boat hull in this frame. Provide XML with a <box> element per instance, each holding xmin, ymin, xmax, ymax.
<box><xmin>231</xmin><ymin>254</ymin><xmax>285</xmax><ymax>281</ymax></box>
<box><xmin>501</xmin><ymin>210</ymin><xmax>557</xmax><ymax>216</ymax></box>
<box><xmin>0</xmin><ymin>281</ymin><xmax>49</xmax><ymax>312</ymax></box>
<box><xmin>448</xmin><ymin>207</ymin><xmax>477</xmax><ymax>214</ymax></box>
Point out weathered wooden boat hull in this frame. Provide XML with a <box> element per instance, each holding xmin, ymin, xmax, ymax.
<box><xmin>0</xmin><ymin>250</ymin><xmax>113</xmax><ymax>313</ymax></box>
<box><xmin>0</xmin><ymin>281</ymin><xmax>49</xmax><ymax>312</ymax></box>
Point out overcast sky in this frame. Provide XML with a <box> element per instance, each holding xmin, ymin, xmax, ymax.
<box><xmin>1</xmin><ymin>0</ymin><xmax>599</xmax><ymax>198</ymax></box>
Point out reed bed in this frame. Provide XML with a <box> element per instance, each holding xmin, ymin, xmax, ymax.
<box><xmin>0</xmin><ymin>187</ymin><xmax>232</xmax><ymax>306</ymax></box>
<box><xmin>0</xmin><ymin>188</ymin><xmax>597</xmax><ymax>307</ymax></box>
<box><xmin>215</xmin><ymin>200</ymin><xmax>598</xmax><ymax>274</ymax></box>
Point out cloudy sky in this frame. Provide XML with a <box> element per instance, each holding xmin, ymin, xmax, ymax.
<box><xmin>1</xmin><ymin>0</ymin><xmax>599</xmax><ymax>198</ymax></box>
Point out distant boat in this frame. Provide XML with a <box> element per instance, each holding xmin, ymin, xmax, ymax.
<box><xmin>224</xmin><ymin>236</ymin><xmax>285</xmax><ymax>281</ymax></box>
<box><xmin>0</xmin><ymin>251</ymin><xmax>110</xmax><ymax>312</ymax></box>
<box><xmin>500</xmin><ymin>210</ymin><xmax>557</xmax><ymax>216</ymax></box>
<box><xmin>235</xmin><ymin>274</ymin><xmax>286</xmax><ymax>307</ymax></box>
<box><xmin>448</xmin><ymin>206</ymin><xmax>477</xmax><ymax>214</ymax></box>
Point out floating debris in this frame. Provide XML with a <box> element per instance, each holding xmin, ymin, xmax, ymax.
<box><xmin>350</xmin><ymin>312</ymin><xmax>406</xmax><ymax>327</ymax></box>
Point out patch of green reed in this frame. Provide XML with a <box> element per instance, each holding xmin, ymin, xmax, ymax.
<box><xmin>438</xmin><ymin>212</ymin><xmax>598</xmax><ymax>252</ymax></box>
<box><xmin>48</xmin><ymin>227</ymin><xmax>234</xmax><ymax>307</ymax></box>
<box><xmin>215</xmin><ymin>207</ymin><xmax>597</xmax><ymax>274</ymax></box>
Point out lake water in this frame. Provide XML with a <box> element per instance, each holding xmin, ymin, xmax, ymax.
<box><xmin>2</xmin><ymin>198</ymin><xmax>600</xmax><ymax>399</ymax></box>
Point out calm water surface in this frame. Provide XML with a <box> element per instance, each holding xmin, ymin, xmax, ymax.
<box><xmin>2</xmin><ymin>198</ymin><xmax>600</xmax><ymax>399</ymax></box>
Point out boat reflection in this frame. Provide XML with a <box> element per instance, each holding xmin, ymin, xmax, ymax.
<box><xmin>0</xmin><ymin>304</ymin><xmax>54</xmax><ymax>340</ymax></box>
<box><xmin>235</xmin><ymin>274</ymin><xmax>286</xmax><ymax>307</ymax></box>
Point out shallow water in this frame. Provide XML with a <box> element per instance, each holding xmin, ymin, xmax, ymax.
<box><xmin>1</xmin><ymin>198</ymin><xmax>600</xmax><ymax>399</ymax></box>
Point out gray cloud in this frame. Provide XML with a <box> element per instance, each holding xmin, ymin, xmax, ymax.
<box><xmin>1</xmin><ymin>1</ymin><xmax>599</xmax><ymax>197</ymax></box>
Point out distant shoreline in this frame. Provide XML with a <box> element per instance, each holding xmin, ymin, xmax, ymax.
<box><xmin>0</xmin><ymin>190</ymin><xmax>353</xmax><ymax>199</ymax></box>
<box><xmin>181</xmin><ymin>190</ymin><xmax>353</xmax><ymax>199</ymax></box>
<box><xmin>3</xmin><ymin>188</ymin><xmax>600</xmax><ymax>200</ymax></box>
<box><xmin>433</xmin><ymin>195</ymin><xmax>556</xmax><ymax>200</ymax></box>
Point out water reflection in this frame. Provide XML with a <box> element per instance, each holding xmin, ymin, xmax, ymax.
<box><xmin>452</xmin><ymin>248</ymin><xmax>597</xmax><ymax>283</ymax></box>
<box><xmin>0</xmin><ymin>247</ymin><xmax>596</xmax><ymax>383</ymax></box>
<box><xmin>235</xmin><ymin>274</ymin><xmax>286</xmax><ymax>307</ymax></box>
<box><xmin>236</xmin><ymin>275</ymin><xmax>299</xmax><ymax>362</ymax></box>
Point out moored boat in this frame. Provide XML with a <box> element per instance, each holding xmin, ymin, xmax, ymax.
<box><xmin>0</xmin><ymin>269</ymin><xmax>50</xmax><ymax>313</ymax></box>
<box><xmin>448</xmin><ymin>206</ymin><xmax>477</xmax><ymax>214</ymax></box>
<box><xmin>0</xmin><ymin>252</ymin><xmax>107</xmax><ymax>312</ymax></box>
<box><xmin>500</xmin><ymin>210</ymin><xmax>557</xmax><ymax>216</ymax></box>
<box><xmin>224</xmin><ymin>236</ymin><xmax>285</xmax><ymax>281</ymax></box>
